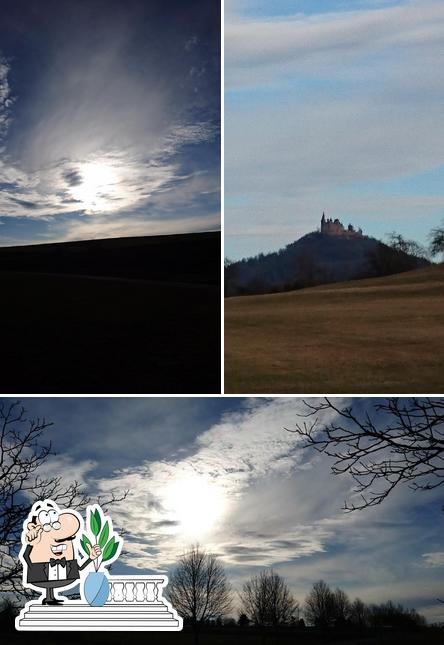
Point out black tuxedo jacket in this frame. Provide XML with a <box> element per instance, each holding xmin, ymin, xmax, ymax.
<box><xmin>23</xmin><ymin>545</ymin><xmax>91</xmax><ymax>584</ymax></box>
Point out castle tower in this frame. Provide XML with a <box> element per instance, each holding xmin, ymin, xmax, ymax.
<box><xmin>321</xmin><ymin>212</ymin><xmax>326</xmax><ymax>234</ymax></box>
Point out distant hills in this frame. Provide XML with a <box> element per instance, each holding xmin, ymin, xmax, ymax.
<box><xmin>225</xmin><ymin>227</ymin><xmax>429</xmax><ymax>296</ymax></box>
<box><xmin>0</xmin><ymin>231</ymin><xmax>220</xmax><ymax>285</ymax></box>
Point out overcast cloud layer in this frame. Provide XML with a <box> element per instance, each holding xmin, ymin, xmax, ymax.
<box><xmin>18</xmin><ymin>397</ymin><xmax>444</xmax><ymax>623</ymax></box>
<box><xmin>0</xmin><ymin>0</ymin><xmax>220</xmax><ymax>245</ymax></box>
<box><xmin>225</xmin><ymin>0</ymin><xmax>444</xmax><ymax>259</ymax></box>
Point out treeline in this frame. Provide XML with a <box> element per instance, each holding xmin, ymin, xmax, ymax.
<box><xmin>238</xmin><ymin>574</ymin><xmax>427</xmax><ymax>631</ymax></box>
<box><xmin>303</xmin><ymin>579</ymin><xmax>425</xmax><ymax>631</ymax></box>
<box><xmin>166</xmin><ymin>546</ymin><xmax>436</xmax><ymax>644</ymax></box>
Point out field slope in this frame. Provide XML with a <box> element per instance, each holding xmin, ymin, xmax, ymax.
<box><xmin>225</xmin><ymin>264</ymin><xmax>444</xmax><ymax>393</ymax></box>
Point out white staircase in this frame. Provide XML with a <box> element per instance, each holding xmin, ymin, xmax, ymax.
<box><xmin>16</xmin><ymin>575</ymin><xmax>183</xmax><ymax>631</ymax></box>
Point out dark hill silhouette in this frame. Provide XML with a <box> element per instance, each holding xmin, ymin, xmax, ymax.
<box><xmin>0</xmin><ymin>232</ymin><xmax>220</xmax><ymax>393</ymax></box>
<box><xmin>0</xmin><ymin>232</ymin><xmax>220</xmax><ymax>285</ymax></box>
<box><xmin>225</xmin><ymin>231</ymin><xmax>429</xmax><ymax>296</ymax></box>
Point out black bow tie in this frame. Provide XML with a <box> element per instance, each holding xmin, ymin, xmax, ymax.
<box><xmin>50</xmin><ymin>557</ymin><xmax>67</xmax><ymax>567</ymax></box>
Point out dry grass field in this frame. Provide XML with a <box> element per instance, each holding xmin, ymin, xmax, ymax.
<box><xmin>225</xmin><ymin>264</ymin><xmax>444</xmax><ymax>393</ymax></box>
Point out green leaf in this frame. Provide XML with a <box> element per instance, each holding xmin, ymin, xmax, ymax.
<box><xmin>80</xmin><ymin>534</ymin><xmax>92</xmax><ymax>556</ymax></box>
<box><xmin>105</xmin><ymin>540</ymin><xmax>119</xmax><ymax>562</ymax></box>
<box><xmin>89</xmin><ymin>509</ymin><xmax>97</xmax><ymax>535</ymax></box>
<box><xmin>102</xmin><ymin>536</ymin><xmax>119</xmax><ymax>562</ymax></box>
<box><xmin>90</xmin><ymin>509</ymin><xmax>101</xmax><ymax>536</ymax></box>
<box><xmin>94</xmin><ymin>509</ymin><xmax>102</xmax><ymax>534</ymax></box>
<box><xmin>98</xmin><ymin>520</ymin><xmax>109</xmax><ymax>549</ymax></box>
<box><xmin>101</xmin><ymin>536</ymin><xmax>115</xmax><ymax>561</ymax></box>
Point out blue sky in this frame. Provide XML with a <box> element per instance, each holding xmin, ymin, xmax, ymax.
<box><xmin>0</xmin><ymin>0</ymin><xmax>220</xmax><ymax>245</ymax></box>
<box><xmin>225</xmin><ymin>0</ymin><xmax>444</xmax><ymax>259</ymax></box>
<box><xmin>10</xmin><ymin>397</ymin><xmax>444</xmax><ymax>623</ymax></box>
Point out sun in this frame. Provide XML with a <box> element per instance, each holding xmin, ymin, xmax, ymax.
<box><xmin>162</xmin><ymin>473</ymin><xmax>227</xmax><ymax>539</ymax></box>
<box><xmin>70</xmin><ymin>161</ymin><xmax>119</xmax><ymax>212</ymax></box>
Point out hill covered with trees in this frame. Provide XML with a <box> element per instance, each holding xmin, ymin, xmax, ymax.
<box><xmin>225</xmin><ymin>230</ymin><xmax>429</xmax><ymax>296</ymax></box>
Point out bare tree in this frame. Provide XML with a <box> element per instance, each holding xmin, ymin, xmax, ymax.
<box><xmin>304</xmin><ymin>580</ymin><xmax>336</xmax><ymax>628</ymax></box>
<box><xmin>167</xmin><ymin>545</ymin><xmax>232</xmax><ymax>644</ymax></box>
<box><xmin>349</xmin><ymin>597</ymin><xmax>370</xmax><ymax>630</ymax></box>
<box><xmin>386</xmin><ymin>232</ymin><xmax>428</xmax><ymax>259</ymax></box>
<box><xmin>0</xmin><ymin>400</ymin><xmax>127</xmax><ymax>598</ymax></box>
<box><xmin>288</xmin><ymin>398</ymin><xmax>444</xmax><ymax>510</ymax></box>
<box><xmin>239</xmin><ymin>569</ymin><xmax>299</xmax><ymax>627</ymax></box>
<box><xmin>332</xmin><ymin>587</ymin><xmax>351</xmax><ymax>623</ymax></box>
<box><xmin>429</xmin><ymin>222</ymin><xmax>444</xmax><ymax>257</ymax></box>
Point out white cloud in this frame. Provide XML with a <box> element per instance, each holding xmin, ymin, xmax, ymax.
<box><xmin>422</xmin><ymin>552</ymin><xmax>444</xmax><ymax>567</ymax></box>
<box><xmin>50</xmin><ymin>211</ymin><xmax>221</xmax><ymax>244</ymax></box>
<box><xmin>0</xmin><ymin>59</ymin><xmax>13</xmax><ymax>139</ymax></box>
<box><xmin>36</xmin><ymin>455</ymin><xmax>97</xmax><ymax>493</ymax></box>
<box><xmin>0</xmin><ymin>121</ymin><xmax>218</xmax><ymax>221</ymax></box>
<box><xmin>226</xmin><ymin>1</ymin><xmax>444</xmax><ymax>84</ymax></box>
<box><xmin>94</xmin><ymin>398</ymin><xmax>348</xmax><ymax>570</ymax></box>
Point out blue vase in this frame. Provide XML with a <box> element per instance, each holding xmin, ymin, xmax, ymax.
<box><xmin>83</xmin><ymin>571</ymin><xmax>110</xmax><ymax>607</ymax></box>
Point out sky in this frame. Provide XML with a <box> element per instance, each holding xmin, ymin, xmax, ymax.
<box><xmin>9</xmin><ymin>396</ymin><xmax>444</xmax><ymax>624</ymax></box>
<box><xmin>225</xmin><ymin>0</ymin><xmax>444</xmax><ymax>260</ymax></box>
<box><xmin>0</xmin><ymin>0</ymin><xmax>220</xmax><ymax>246</ymax></box>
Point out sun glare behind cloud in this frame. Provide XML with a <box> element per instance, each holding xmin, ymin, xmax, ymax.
<box><xmin>70</xmin><ymin>161</ymin><xmax>120</xmax><ymax>213</ymax></box>
<box><xmin>162</xmin><ymin>473</ymin><xmax>228</xmax><ymax>539</ymax></box>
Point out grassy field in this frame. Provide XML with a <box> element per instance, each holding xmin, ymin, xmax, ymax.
<box><xmin>1</xmin><ymin>271</ymin><xmax>220</xmax><ymax>393</ymax></box>
<box><xmin>225</xmin><ymin>264</ymin><xmax>444</xmax><ymax>393</ymax></box>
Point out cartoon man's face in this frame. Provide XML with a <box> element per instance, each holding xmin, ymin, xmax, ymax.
<box><xmin>27</xmin><ymin>503</ymin><xmax>80</xmax><ymax>563</ymax></box>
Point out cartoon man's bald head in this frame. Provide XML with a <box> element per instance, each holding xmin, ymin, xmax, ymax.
<box><xmin>26</xmin><ymin>501</ymin><xmax>81</xmax><ymax>563</ymax></box>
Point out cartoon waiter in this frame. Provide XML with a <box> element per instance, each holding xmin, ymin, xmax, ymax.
<box><xmin>21</xmin><ymin>499</ymin><xmax>101</xmax><ymax>605</ymax></box>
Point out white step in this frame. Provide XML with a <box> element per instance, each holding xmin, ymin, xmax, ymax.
<box><xmin>24</xmin><ymin>611</ymin><xmax>173</xmax><ymax>620</ymax></box>
<box><xmin>20</xmin><ymin>619</ymin><xmax>180</xmax><ymax>628</ymax></box>
<box><xmin>29</xmin><ymin>603</ymin><xmax>170</xmax><ymax>613</ymax></box>
<box><xmin>16</xmin><ymin>601</ymin><xmax>182</xmax><ymax>631</ymax></box>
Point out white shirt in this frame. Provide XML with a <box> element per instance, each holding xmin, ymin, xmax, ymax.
<box><xmin>48</xmin><ymin>563</ymin><xmax>67</xmax><ymax>581</ymax></box>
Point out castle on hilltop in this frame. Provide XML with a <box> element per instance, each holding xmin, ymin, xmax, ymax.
<box><xmin>320</xmin><ymin>212</ymin><xmax>363</xmax><ymax>237</ymax></box>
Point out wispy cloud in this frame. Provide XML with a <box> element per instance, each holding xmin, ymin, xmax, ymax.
<box><xmin>0</xmin><ymin>59</ymin><xmax>13</xmax><ymax>140</ymax></box>
<box><xmin>92</xmin><ymin>398</ymin><xmax>369</xmax><ymax>573</ymax></box>
<box><xmin>0</xmin><ymin>122</ymin><xmax>218</xmax><ymax>219</ymax></box>
<box><xmin>95</xmin><ymin>399</ymin><xmax>329</xmax><ymax>569</ymax></box>
<box><xmin>50</xmin><ymin>211</ymin><xmax>221</xmax><ymax>244</ymax></box>
<box><xmin>422</xmin><ymin>552</ymin><xmax>444</xmax><ymax>567</ymax></box>
<box><xmin>226</xmin><ymin>1</ymin><xmax>444</xmax><ymax>82</ymax></box>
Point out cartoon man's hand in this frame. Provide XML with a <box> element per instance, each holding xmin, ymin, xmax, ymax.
<box><xmin>26</xmin><ymin>525</ymin><xmax>43</xmax><ymax>545</ymax></box>
<box><xmin>88</xmin><ymin>544</ymin><xmax>102</xmax><ymax>560</ymax></box>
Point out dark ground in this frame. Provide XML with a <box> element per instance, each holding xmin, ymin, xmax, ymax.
<box><xmin>0</xmin><ymin>232</ymin><xmax>221</xmax><ymax>393</ymax></box>
<box><xmin>5</xmin><ymin>624</ymin><xmax>443</xmax><ymax>645</ymax></box>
